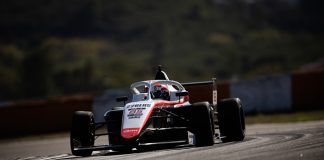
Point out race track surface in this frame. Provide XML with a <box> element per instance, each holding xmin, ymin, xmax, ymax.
<box><xmin>1</xmin><ymin>120</ymin><xmax>324</xmax><ymax>160</ymax></box>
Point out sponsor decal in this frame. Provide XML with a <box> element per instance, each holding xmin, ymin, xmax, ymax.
<box><xmin>126</xmin><ymin>104</ymin><xmax>150</xmax><ymax>109</ymax></box>
<box><xmin>121</xmin><ymin>128</ymin><xmax>140</xmax><ymax>138</ymax></box>
<box><xmin>213</xmin><ymin>90</ymin><xmax>217</xmax><ymax>105</ymax></box>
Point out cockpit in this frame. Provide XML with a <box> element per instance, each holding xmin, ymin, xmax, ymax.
<box><xmin>130</xmin><ymin>80</ymin><xmax>186</xmax><ymax>102</ymax></box>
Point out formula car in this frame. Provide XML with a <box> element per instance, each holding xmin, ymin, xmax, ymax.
<box><xmin>70</xmin><ymin>66</ymin><xmax>245</xmax><ymax>156</ymax></box>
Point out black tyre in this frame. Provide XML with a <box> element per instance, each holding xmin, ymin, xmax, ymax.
<box><xmin>70</xmin><ymin>111</ymin><xmax>95</xmax><ymax>157</ymax></box>
<box><xmin>188</xmin><ymin>102</ymin><xmax>214</xmax><ymax>146</ymax></box>
<box><xmin>218</xmin><ymin>98</ymin><xmax>245</xmax><ymax>142</ymax></box>
<box><xmin>105</xmin><ymin>110</ymin><xmax>133</xmax><ymax>152</ymax></box>
<box><xmin>105</xmin><ymin>110</ymin><xmax>123</xmax><ymax>145</ymax></box>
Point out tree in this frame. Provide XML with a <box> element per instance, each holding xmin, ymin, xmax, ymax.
<box><xmin>22</xmin><ymin>50</ymin><xmax>54</xmax><ymax>98</ymax></box>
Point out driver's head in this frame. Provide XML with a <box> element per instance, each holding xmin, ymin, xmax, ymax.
<box><xmin>152</xmin><ymin>84</ymin><xmax>170</xmax><ymax>100</ymax></box>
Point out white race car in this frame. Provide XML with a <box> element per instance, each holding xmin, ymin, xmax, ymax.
<box><xmin>70</xmin><ymin>66</ymin><xmax>245</xmax><ymax>156</ymax></box>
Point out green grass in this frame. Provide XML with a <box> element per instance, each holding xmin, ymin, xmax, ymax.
<box><xmin>246</xmin><ymin>110</ymin><xmax>324</xmax><ymax>124</ymax></box>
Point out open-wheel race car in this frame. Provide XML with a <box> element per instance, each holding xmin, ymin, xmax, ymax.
<box><xmin>70</xmin><ymin>66</ymin><xmax>246</xmax><ymax>156</ymax></box>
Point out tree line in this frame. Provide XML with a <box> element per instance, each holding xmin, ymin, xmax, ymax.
<box><xmin>0</xmin><ymin>0</ymin><xmax>323</xmax><ymax>101</ymax></box>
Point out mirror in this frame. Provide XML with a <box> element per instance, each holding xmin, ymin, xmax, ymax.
<box><xmin>116</xmin><ymin>96</ymin><xmax>128</xmax><ymax>102</ymax></box>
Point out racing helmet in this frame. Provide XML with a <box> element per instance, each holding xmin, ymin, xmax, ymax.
<box><xmin>151</xmin><ymin>83</ymin><xmax>170</xmax><ymax>100</ymax></box>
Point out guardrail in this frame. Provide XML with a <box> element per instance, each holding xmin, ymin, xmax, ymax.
<box><xmin>0</xmin><ymin>95</ymin><xmax>93</xmax><ymax>138</ymax></box>
<box><xmin>229</xmin><ymin>70</ymin><xmax>324</xmax><ymax>113</ymax></box>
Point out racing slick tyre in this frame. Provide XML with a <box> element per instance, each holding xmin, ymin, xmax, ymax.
<box><xmin>70</xmin><ymin>111</ymin><xmax>95</xmax><ymax>157</ymax></box>
<box><xmin>105</xmin><ymin>110</ymin><xmax>134</xmax><ymax>152</ymax></box>
<box><xmin>188</xmin><ymin>102</ymin><xmax>215</xmax><ymax>146</ymax></box>
<box><xmin>217</xmin><ymin>98</ymin><xmax>245</xmax><ymax>142</ymax></box>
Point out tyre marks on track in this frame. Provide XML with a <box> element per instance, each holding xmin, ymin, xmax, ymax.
<box><xmin>16</xmin><ymin>154</ymin><xmax>74</xmax><ymax>160</ymax></box>
<box><xmin>14</xmin><ymin>122</ymin><xmax>324</xmax><ymax>160</ymax></box>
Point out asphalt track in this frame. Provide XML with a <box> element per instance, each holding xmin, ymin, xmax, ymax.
<box><xmin>1</xmin><ymin>120</ymin><xmax>324</xmax><ymax>160</ymax></box>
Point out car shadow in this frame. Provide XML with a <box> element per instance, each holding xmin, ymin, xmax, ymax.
<box><xmin>51</xmin><ymin>137</ymin><xmax>253</xmax><ymax>160</ymax></box>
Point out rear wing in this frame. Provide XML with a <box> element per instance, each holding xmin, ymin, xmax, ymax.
<box><xmin>181</xmin><ymin>78</ymin><xmax>217</xmax><ymax>106</ymax></box>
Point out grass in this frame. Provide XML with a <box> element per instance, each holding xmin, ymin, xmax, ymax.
<box><xmin>245</xmin><ymin>110</ymin><xmax>324</xmax><ymax>124</ymax></box>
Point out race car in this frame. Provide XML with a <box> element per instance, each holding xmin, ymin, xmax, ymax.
<box><xmin>70</xmin><ymin>66</ymin><xmax>245</xmax><ymax>156</ymax></box>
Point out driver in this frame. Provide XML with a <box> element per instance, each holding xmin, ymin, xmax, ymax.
<box><xmin>151</xmin><ymin>83</ymin><xmax>170</xmax><ymax>100</ymax></box>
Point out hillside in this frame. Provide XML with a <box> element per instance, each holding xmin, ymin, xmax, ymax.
<box><xmin>0</xmin><ymin>0</ymin><xmax>323</xmax><ymax>101</ymax></box>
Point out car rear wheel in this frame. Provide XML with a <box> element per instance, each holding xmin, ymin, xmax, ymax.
<box><xmin>218</xmin><ymin>98</ymin><xmax>245</xmax><ymax>142</ymax></box>
<box><xmin>70</xmin><ymin>111</ymin><xmax>95</xmax><ymax>156</ymax></box>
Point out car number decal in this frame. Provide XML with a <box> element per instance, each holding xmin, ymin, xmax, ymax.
<box><xmin>127</xmin><ymin>108</ymin><xmax>145</xmax><ymax>119</ymax></box>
